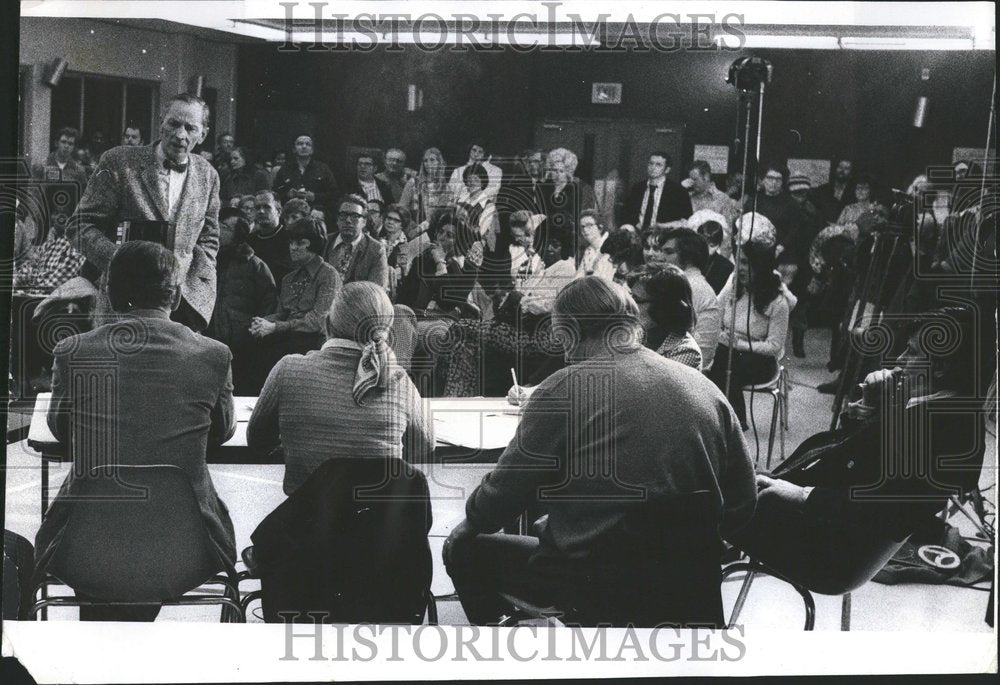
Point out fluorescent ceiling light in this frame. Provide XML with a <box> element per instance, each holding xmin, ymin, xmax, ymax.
<box><xmin>716</xmin><ymin>34</ymin><xmax>840</xmax><ymax>49</ymax></box>
<box><xmin>838</xmin><ymin>36</ymin><xmax>975</xmax><ymax>50</ymax></box>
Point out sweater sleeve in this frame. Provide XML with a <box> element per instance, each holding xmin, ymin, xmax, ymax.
<box><xmin>401</xmin><ymin>374</ymin><xmax>435</xmax><ymax>463</ymax></box>
<box><xmin>464</xmin><ymin>383</ymin><xmax>563</xmax><ymax>534</ymax></box>
<box><xmin>719</xmin><ymin>409</ymin><xmax>758</xmax><ymax>537</ymax></box>
<box><xmin>745</xmin><ymin>296</ymin><xmax>789</xmax><ymax>358</ymax></box>
<box><xmin>247</xmin><ymin>357</ymin><xmax>283</xmax><ymax>456</ymax></box>
<box><xmin>276</xmin><ymin>267</ymin><xmax>341</xmax><ymax>334</ymax></box>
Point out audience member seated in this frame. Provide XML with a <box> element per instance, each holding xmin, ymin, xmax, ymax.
<box><xmin>601</xmin><ymin>228</ymin><xmax>644</xmax><ymax>285</ymax></box>
<box><xmin>697</xmin><ymin>220</ymin><xmax>735</xmax><ymax>294</ymax></box>
<box><xmin>810</xmin><ymin>158</ymin><xmax>857</xmax><ymax>225</ymax></box>
<box><xmin>541</xmin><ymin>148</ymin><xmax>590</xmax><ymax>237</ymax></box>
<box><xmin>281</xmin><ymin>197</ymin><xmax>311</xmax><ymax>227</ymax></box>
<box><xmin>247</xmin><ymin>281</ymin><xmax>434</xmax><ymax>495</ymax></box>
<box><xmin>246</xmin><ymin>190</ymin><xmax>293</xmax><ymax>285</ymax></box>
<box><xmin>237</xmin><ymin>194</ymin><xmax>256</xmax><ymax>222</ymax></box>
<box><xmin>396</xmin><ymin>213</ymin><xmax>479</xmax><ymax>316</ymax></box>
<box><xmin>655</xmin><ymin>227</ymin><xmax>721</xmax><ymax>369</ymax></box>
<box><xmin>449</xmin><ymin>141</ymin><xmax>502</xmax><ymax>203</ymax></box>
<box><xmin>836</xmin><ymin>173</ymin><xmax>882</xmax><ymax>227</ymax></box>
<box><xmin>206</xmin><ymin>209</ymin><xmax>277</xmax><ymax>395</ymax></box>
<box><xmin>380</xmin><ymin>204</ymin><xmax>413</xmax><ymax>300</ymax></box>
<box><xmin>685</xmin><ymin>159</ymin><xmax>741</xmax><ymax>230</ymax></box>
<box><xmin>219</xmin><ymin>146</ymin><xmax>271</xmax><ymax>205</ymax></box>
<box><xmin>346</xmin><ymin>152</ymin><xmax>393</xmax><ymax>204</ymax></box>
<box><xmin>729</xmin><ymin>305</ymin><xmax>993</xmax><ymax>594</ymax></box>
<box><xmin>274</xmin><ymin>135</ymin><xmax>339</xmax><ymax>220</ymax></box>
<box><xmin>444</xmin><ymin>226</ymin><xmax>577</xmax><ymax>398</ymax></box>
<box><xmin>708</xmin><ymin>241</ymin><xmax>790</xmax><ymax>430</ymax></box>
<box><xmin>444</xmin><ymin>277</ymin><xmax>756</xmax><ymax>626</ymax></box>
<box><xmin>366</xmin><ymin>198</ymin><xmax>386</xmax><ymax>236</ymax></box>
<box><xmin>751</xmin><ymin>163</ymin><xmax>800</xmax><ymax>266</ymax></box>
<box><xmin>622</xmin><ymin>151</ymin><xmax>692</xmax><ymax>232</ymax></box>
<box><xmin>268</xmin><ymin>150</ymin><xmax>286</xmax><ymax>186</ymax></box>
<box><xmin>11</xmin><ymin>198</ymin><xmax>88</xmax><ymax>392</ymax></box>
<box><xmin>400</xmin><ymin>147</ymin><xmax>452</xmax><ymax>224</ymax></box>
<box><xmin>375</xmin><ymin>147</ymin><xmax>416</xmax><ymax>203</ymax></box>
<box><xmin>459</xmin><ymin>164</ymin><xmax>501</xmax><ymax>239</ymax></box>
<box><xmin>251</xmin><ymin>217</ymin><xmax>341</xmax><ymax>365</ymax></box>
<box><xmin>35</xmin><ymin>241</ymin><xmax>237</xmax><ymax>621</ymax></box>
<box><xmin>576</xmin><ymin>209</ymin><xmax>615</xmax><ymax>281</ymax></box>
<box><xmin>515</xmin><ymin>225</ymin><xmax>577</xmax><ymax>317</ymax></box>
<box><xmin>323</xmin><ymin>193</ymin><xmax>389</xmax><ymax>288</ymax></box>
<box><xmin>628</xmin><ymin>264</ymin><xmax>702</xmax><ymax>369</ymax></box>
<box><xmin>495</xmin><ymin>149</ymin><xmax>547</xmax><ymax>231</ymax></box>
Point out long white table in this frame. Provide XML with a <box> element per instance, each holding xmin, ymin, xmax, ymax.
<box><xmin>25</xmin><ymin>394</ymin><xmax>521</xmax><ymax>518</ymax></box>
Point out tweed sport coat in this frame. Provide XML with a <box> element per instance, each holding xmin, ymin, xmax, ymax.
<box><xmin>68</xmin><ymin>143</ymin><xmax>221</xmax><ymax>329</ymax></box>
<box><xmin>323</xmin><ymin>232</ymin><xmax>389</xmax><ymax>289</ymax></box>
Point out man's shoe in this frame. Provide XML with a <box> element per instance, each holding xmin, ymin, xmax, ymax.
<box><xmin>817</xmin><ymin>379</ymin><xmax>839</xmax><ymax>394</ymax></box>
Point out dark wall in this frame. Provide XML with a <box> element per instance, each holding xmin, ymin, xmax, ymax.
<box><xmin>237</xmin><ymin>45</ymin><xmax>995</xmax><ymax>188</ymax></box>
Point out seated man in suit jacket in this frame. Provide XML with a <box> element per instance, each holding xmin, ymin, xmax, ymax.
<box><xmin>35</xmin><ymin>241</ymin><xmax>237</xmax><ymax>621</ymax></box>
<box><xmin>729</xmin><ymin>304</ymin><xmax>994</xmax><ymax>594</ymax></box>
<box><xmin>622</xmin><ymin>151</ymin><xmax>693</xmax><ymax>232</ymax></box>
<box><xmin>36</xmin><ymin>93</ymin><xmax>221</xmax><ymax>333</ymax></box>
<box><xmin>323</xmin><ymin>193</ymin><xmax>389</xmax><ymax>289</ymax></box>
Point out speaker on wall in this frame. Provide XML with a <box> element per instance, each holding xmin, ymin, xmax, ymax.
<box><xmin>44</xmin><ymin>58</ymin><xmax>68</xmax><ymax>88</ymax></box>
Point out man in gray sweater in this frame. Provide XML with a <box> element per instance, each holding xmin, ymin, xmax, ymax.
<box><xmin>444</xmin><ymin>277</ymin><xmax>757</xmax><ymax>626</ymax></box>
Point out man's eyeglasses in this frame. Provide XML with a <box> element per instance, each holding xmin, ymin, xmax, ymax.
<box><xmin>338</xmin><ymin>211</ymin><xmax>365</xmax><ymax>221</ymax></box>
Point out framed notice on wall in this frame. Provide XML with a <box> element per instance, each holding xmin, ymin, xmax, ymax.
<box><xmin>693</xmin><ymin>145</ymin><xmax>729</xmax><ymax>175</ymax></box>
<box><xmin>788</xmin><ymin>159</ymin><xmax>832</xmax><ymax>188</ymax></box>
<box><xmin>591</xmin><ymin>83</ymin><xmax>622</xmax><ymax>104</ymax></box>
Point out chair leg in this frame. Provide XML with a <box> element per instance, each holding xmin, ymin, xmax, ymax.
<box><xmin>425</xmin><ymin>591</ymin><xmax>438</xmax><ymax>625</ymax></box>
<box><xmin>241</xmin><ymin>590</ymin><xmax>263</xmax><ymax>621</ymax></box>
<box><xmin>840</xmin><ymin>593</ymin><xmax>851</xmax><ymax>631</ymax></box>
<box><xmin>723</xmin><ymin>563</ymin><xmax>758</xmax><ymax>628</ymax></box>
<box><xmin>766</xmin><ymin>390</ymin><xmax>780</xmax><ymax>470</ymax></box>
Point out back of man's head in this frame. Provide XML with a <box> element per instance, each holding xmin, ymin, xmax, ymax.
<box><xmin>107</xmin><ymin>241</ymin><xmax>181</xmax><ymax>313</ymax></box>
<box><xmin>553</xmin><ymin>276</ymin><xmax>640</xmax><ymax>353</ymax></box>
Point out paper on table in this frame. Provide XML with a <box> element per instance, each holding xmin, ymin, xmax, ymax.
<box><xmin>432</xmin><ymin>412</ymin><xmax>519</xmax><ymax>450</ymax></box>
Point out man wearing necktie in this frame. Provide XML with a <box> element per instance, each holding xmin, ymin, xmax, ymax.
<box><xmin>35</xmin><ymin>93</ymin><xmax>221</xmax><ymax>332</ymax></box>
<box><xmin>623</xmin><ymin>152</ymin><xmax>693</xmax><ymax>232</ymax></box>
<box><xmin>322</xmin><ymin>193</ymin><xmax>389</xmax><ymax>289</ymax></box>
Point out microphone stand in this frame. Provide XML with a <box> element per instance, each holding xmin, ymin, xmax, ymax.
<box><xmin>724</xmin><ymin>77</ymin><xmax>767</xmax><ymax>399</ymax></box>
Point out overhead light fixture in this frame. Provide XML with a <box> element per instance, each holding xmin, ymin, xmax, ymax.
<box><xmin>838</xmin><ymin>36</ymin><xmax>975</xmax><ymax>50</ymax></box>
<box><xmin>716</xmin><ymin>34</ymin><xmax>840</xmax><ymax>50</ymax></box>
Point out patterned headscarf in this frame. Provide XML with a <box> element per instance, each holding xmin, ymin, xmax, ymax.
<box><xmin>325</xmin><ymin>282</ymin><xmax>395</xmax><ymax>406</ymax></box>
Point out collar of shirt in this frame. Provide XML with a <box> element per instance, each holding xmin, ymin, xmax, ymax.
<box><xmin>154</xmin><ymin>142</ymin><xmax>189</xmax><ymax>176</ymax></box>
<box><xmin>321</xmin><ymin>337</ymin><xmax>363</xmax><ymax>353</ymax></box>
<box><xmin>587</xmin><ymin>231</ymin><xmax>609</xmax><ymax>253</ymax></box>
<box><xmin>331</xmin><ymin>231</ymin><xmax>365</xmax><ymax>251</ymax></box>
<box><xmin>291</xmin><ymin>254</ymin><xmax>324</xmax><ymax>278</ymax></box>
<box><xmin>647</xmin><ymin>177</ymin><xmax>665</xmax><ymax>189</ymax></box>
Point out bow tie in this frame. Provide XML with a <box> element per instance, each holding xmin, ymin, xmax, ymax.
<box><xmin>163</xmin><ymin>158</ymin><xmax>189</xmax><ymax>173</ymax></box>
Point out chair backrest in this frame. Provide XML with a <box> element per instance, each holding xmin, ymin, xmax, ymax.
<box><xmin>251</xmin><ymin>457</ymin><xmax>433</xmax><ymax>624</ymax></box>
<box><xmin>49</xmin><ymin>465</ymin><xmax>230</xmax><ymax>602</ymax></box>
<box><xmin>565</xmin><ymin>490</ymin><xmax>724</xmax><ymax>628</ymax></box>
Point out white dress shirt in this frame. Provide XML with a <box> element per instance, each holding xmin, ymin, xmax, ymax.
<box><xmin>637</xmin><ymin>177</ymin><xmax>665</xmax><ymax>228</ymax></box>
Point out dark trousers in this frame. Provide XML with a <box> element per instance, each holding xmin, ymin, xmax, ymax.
<box><xmin>445</xmin><ymin>533</ymin><xmax>560</xmax><ymax>625</ymax></box>
<box><xmin>708</xmin><ymin>345</ymin><xmax>778</xmax><ymax>427</ymax></box>
<box><xmin>77</xmin><ymin>600</ymin><xmax>161</xmax><ymax>622</ymax></box>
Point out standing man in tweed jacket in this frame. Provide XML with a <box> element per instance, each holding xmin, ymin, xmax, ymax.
<box><xmin>36</xmin><ymin>93</ymin><xmax>221</xmax><ymax>332</ymax></box>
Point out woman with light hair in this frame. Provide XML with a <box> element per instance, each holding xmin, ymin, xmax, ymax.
<box><xmin>401</xmin><ymin>147</ymin><xmax>451</xmax><ymax>224</ymax></box>
<box><xmin>248</xmin><ymin>281</ymin><xmax>434</xmax><ymax>495</ymax></box>
<box><xmin>542</xmin><ymin>147</ymin><xmax>599</xmax><ymax>236</ymax></box>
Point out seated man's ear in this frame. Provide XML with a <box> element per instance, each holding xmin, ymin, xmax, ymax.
<box><xmin>169</xmin><ymin>285</ymin><xmax>183</xmax><ymax>312</ymax></box>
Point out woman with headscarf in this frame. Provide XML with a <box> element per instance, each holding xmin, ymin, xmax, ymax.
<box><xmin>248</xmin><ymin>281</ymin><xmax>435</xmax><ymax>495</ymax></box>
